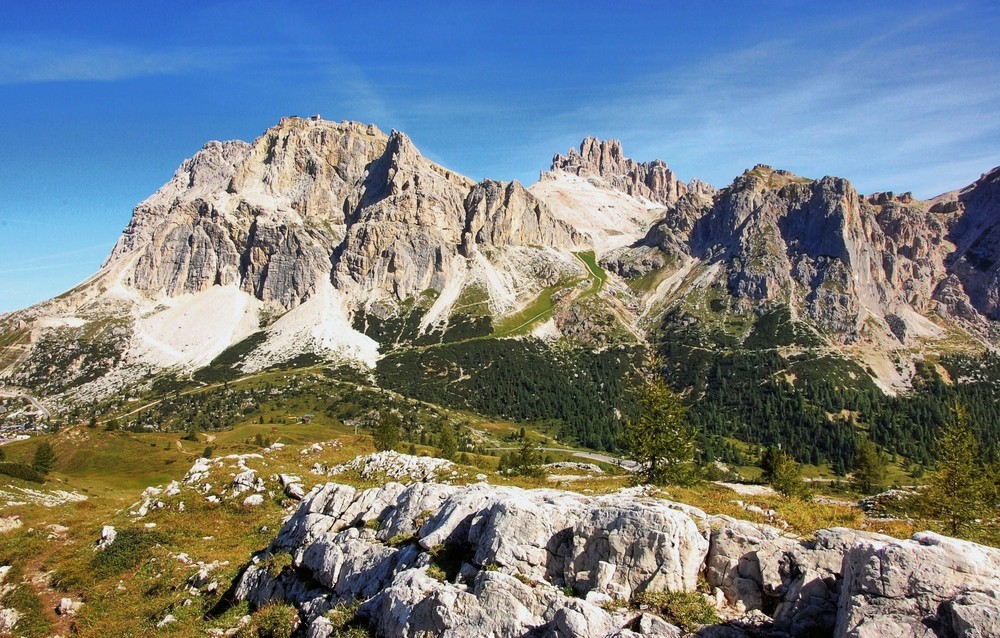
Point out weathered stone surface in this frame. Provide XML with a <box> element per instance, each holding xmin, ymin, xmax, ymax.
<box><xmin>705</xmin><ymin>519</ymin><xmax>1000</xmax><ymax>638</ymax></box>
<box><xmin>705</xmin><ymin>516</ymin><xmax>798</xmax><ymax>613</ymax></box>
<box><xmin>237</xmin><ymin>481</ymin><xmax>708</xmax><ymax>637</ymax></box>
<box><xmin>947</xmin><ymin>591</ymin><xmax>1000</xmax><ymax>638</ymax></box>
<box><xmin>234</xmin><ymin>466</ymin><xmax>1000</xmax><ymax>638</ymax></box>
<box><xmin>835</xmin><ymin>531</ymin><xmax>1000</xmax><ymax>638</ymax></box>
<box><xmin>943</xmin><ymin>166</ymin><xmax>1000</xmax><ymax>320</ymax></box>
<box><xmin>551</xmin><ymin>138</ymin><xmax>694</xmax><ymax>206</ymax></box>
<box><xmin>361</xmin><ymin>568</ymin><xmax>621</xmax><ymax>638</ymax></box>
<box><xmin>567</xmin><ymin>500</ymin><xmax>707</xmax><ymax>597</ymax></box>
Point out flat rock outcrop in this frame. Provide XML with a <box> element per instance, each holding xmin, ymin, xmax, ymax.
<box><xmin>837</xmin><ymin>531</ymin><xmax>1000</xmax><ymax>637</ymax></box>
<box><xmin>235</xmin><ymin>479</ymin><xmax>1000</xmax><ymax>637</ymax></box>
<box><xmin>237</xmin><ymin>482</ymin><xmax>707</xmax><ymax>637</ymax></box>
<box><xmin>705</xmin><ymin>517</ymin><xmax>1000</xmax><ymax>638</ymax></box>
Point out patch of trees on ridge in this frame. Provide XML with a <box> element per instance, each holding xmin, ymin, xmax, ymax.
<box><xmin>659</xmin><ymin>309</ymin><xmax>1000</xmax><ymax>475</ymax></box>
<box><xmin>377</xmin><ymin>340</ymin><xmax>642</xmax><ymax>451</ymax></box>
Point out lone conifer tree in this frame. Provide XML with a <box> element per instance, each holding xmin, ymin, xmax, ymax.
<box><xmin>372</xmin><ymin>412</ymin><xmax>401</xmax><ymax>452</ymax></box>
<box><xmin>32</xmin><ymin>441</ymin><xmax>55</xmax><ymax>474</ymax></box>
<box><xmin>760</xmin><ymin>446</ymin><xmax>810</xmax><ymax>499</ymax></box>
<box><xmin>622</xmin><ymin>377</ymin><xmax>698</xmax><ymax>486</ymax></box>
<box><xmin>850</xmin><ymin>435</ymin><xmax>888</xmax><ymax>495</ymax></box>
<box><xmin>921</xmin><ymin>406</ymin><xmax>991</xmax><ymax>538</ymax></box>
<box><xmin>438</xmin><ymin>423</ymin><xmax>457</xmax><ymax>460</ymax></box>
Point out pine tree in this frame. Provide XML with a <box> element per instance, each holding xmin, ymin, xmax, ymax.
<box><xmin>850</xmin><ymin>435</ymin><xmax>888</xmax><ymax>495</ymax></box>
<box><xmin>760</xmin><ymin>446</ymin><xmax>810</xmax><ymax>499</ymax></box>
<box><xmin>438</xmin><ymin>423</ymin><xmax>457</xmax><ymax>460</ymax></box>
<box><xmin>32</xmin><ymin>442</ymin><xmax>55</xmax><ymax>475</ymax></box>
<box><xmin>372</xmin><ymin>412</ymin><xmax>401</xmax><ymax>452</ymax></box>
<box><xmin>920</xmin><ymin>406</ymin><xmax>991</xmax><ymax>538</ymax></box>
<box><xmin>622</xmin><ymin>377</ymin><xmax>699</xmax><ymax>486</ymax></box>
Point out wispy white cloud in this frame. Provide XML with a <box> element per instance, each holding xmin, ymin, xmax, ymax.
<box><xmin>0</xmin><ymin>36</ymin><xmax>242</xmax><ymax>84</ymax></box>
<box><xmin>551</xmin><ymin>11</ymin><xmax>1000</xmax><ymax>198</ymax></box>
<box><xmin>0</xmin><ymin>242</ymin><xmax>114</xmax><ymax>268</ymax></box>
<box><xmin>0</xmin><ymin>259</ymin><xmax>104</xmax><ymax>276</ymax></box>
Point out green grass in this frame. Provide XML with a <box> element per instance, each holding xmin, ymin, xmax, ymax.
<box><xmin>4</xmin><ymin>431</ymin><xmax>186</xmax><ymax>494</ymax></box>
<box><xmin>452</xmin><ymin>284</ymin><xmax>491</xmax><ymax>316</ymax></box>
<box><xmin>575</xmin><ymin>250</ymin><xmax>606</xmax><ymax>294</ymax></box>
<box><xmin>632</xmin><ymin>590</ymin><xmax>719</xmax><ymax>632</ymax></box>
<box><xmin>491</xmin><ymin>251</ymin><xmax>606</xmax><ymax>337</ymax></box>
<box><xmin>626</xmin><ymin>267</ymin><xmax>670</xmax><ymax>294</ymax></box>
<box><xmin>491</xmin><ymin>278</ymin><xmax>582</xmax><ymax>336</ymax></box>
<box><xmin>90</xmin><ymin>528</ymin><xmax>170</xmax><ymax>579</ymax></box>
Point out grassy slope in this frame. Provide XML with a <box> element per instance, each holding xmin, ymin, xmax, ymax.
<box><xmin>0</xmin><ymin>363</ymin><xmax>959</xmax><ymax>636</ymax></box>
<box><xmin>491</xmin><ymin>251</ymin><xmax>606</xmax><ymax>337</ymax></box>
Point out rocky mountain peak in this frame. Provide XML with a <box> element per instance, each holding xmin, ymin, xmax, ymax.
<box><xmin>942</xmin><ymin>164</ymin><xmax>1000</xmax><ymax>319</ymax></box>
<box><xmin>550</xmin><ymin>137</ymin><xmax>691</xmax><ymax>206</ymax></box>
<box><xmin>7</xmin><ymin>116</ymin><xmax>1000</xmax><ymax>400</ymax></box>
<box><xmin>226</xmin><ymin>117</ymin><xmax>389</xmax><ymax>219</ymax></box>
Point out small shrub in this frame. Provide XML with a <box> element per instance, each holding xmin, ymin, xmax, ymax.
<box><xmin>632</xmin><ymin>590</ymin><xmax>719</xmax><ymax>632</ymax></box>
<box><xmin>263</xmin><ymin>552</ymin><xmax>293</xmax><ymax>579</ymax></box>
<box><xmin>325</xmin><ymin>600</ymin><xmax>367</xmax><ymax>636</ymax></box>
<box><xmin>413</xmin><ymin>509</ymin><xmax>435</xmax><ymax>530</ymax></box>
<box><xmin>235</xmin><ymin>603</ymin><xmax>299</xmax><ymax>638</ymax></box>
<box><xmin>426</xmin><ymin>563</ymin><xmax>447</xmax><ymax>582</ymax></box>
<box><xmin>386</xmin><ymin>533</ymin><xmax>416</xmax><ymax>548</ymax></box>
<box><xmin>91</xmin><ymin>529</ymin><xmax>168</xmax><ymax>578</ymax></box>
<box><xmin>600</xmin><ymin>597</ymin><xmax>626</xmax><ymax>612</ymax></box>
<box><xmin>513</xmin><ymin>572</ymin><xmax>534</xmax><ymax>586</ymax></box>
<box><xmin>0</xmin><ymin>462</ymin><xmax>45</xmax><ymax>483</ymax></box>
<box><xmin>428</xmin><ymin>543</ymin><xmax>468</xmax><ymax>582</ymax></box>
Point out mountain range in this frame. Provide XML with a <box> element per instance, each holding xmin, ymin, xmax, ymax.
<box><xmin>2</xmin><ymin>115</ymin><xmax>999</xmax><ymax>422</ymax></box>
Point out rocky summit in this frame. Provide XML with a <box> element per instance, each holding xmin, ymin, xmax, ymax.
<box><xmin>2</xmin><ymin>115</ymin><xmax>999</xmax><ymax>401</ymax></box>
<box><xmin>232</xmin><ymin>477</ymin><xmax>1000</xmax><ymax>637</ymax></box>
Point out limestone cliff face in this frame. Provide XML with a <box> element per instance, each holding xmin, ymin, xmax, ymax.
<box><xmin>619</xmin><ymin>163</ymin><xmax>997</xmax><ymax>342</ymax></box>
<box><xmin>941</xmin><ymin>166</ymin><xmax>1000</xmax><ymax>320</ymax></box>
<box><xmin>688</xmin><ymin>167</ymin><xmax>890</xmax><ymax>337</ymax></box>
<box><xmin>462</xmin><ymin>179</ymin><xmax>580</xmax><ymax>253</ymax></box>
<box><xmin>331</xmin><ymin>130</ymin><xmax>473</xmax><ymax>300</ymax></box>
<box><xmin>106</xmin><ymin>117</ymin><xmax>580</xmax><ymax>310</ymax></box>
<box><xmin>551</xmin><ymin>137</ymin><xmax>696</xmax><ymax>206</ymax></box>
<box><xmin>105</xmin><ymin>140</ymin><xmax>253</xmax><ymax>296</ymax></box>
<box><xmin>95</xmin><ymin>120</ymin><xmax>1000</xmax><ymax>343</ymax></box>
<box><xmin>7</xmin><ymin>120</ymin><xmax>1000</xmax><ymax>397</ymax></box>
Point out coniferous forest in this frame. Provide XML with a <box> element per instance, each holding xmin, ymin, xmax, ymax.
<box><xmin>376</xmin><ymin>304</ymin><xmax>1000</xmax><ymax>478</ymax></box>
<box><xmin>659</xmin><ymin>308</ymin><xmax>1000</xmax><ymax>474</ymax></box>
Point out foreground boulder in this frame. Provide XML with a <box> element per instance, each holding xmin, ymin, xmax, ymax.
<box><xmin>704</xmin><ymin>517</ymin><xmax>1000</xmax><ymax>637</ymax></box>
<box><xmin>237</xmin><ymin>482</ymin><xmax>707</xmax><ymax>636</ymax></box>
<box><xmin>235</xmin><ymin>479</ymin><xmax>1000</xmax><ymax>637</ymax></box>
<box><xmin>837</xmin><ymin>531</ymin><xmax>1000</xmax><ymax>637</ymax></box>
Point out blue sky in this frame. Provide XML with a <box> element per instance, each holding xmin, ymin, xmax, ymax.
<box><xmin>2</xmin><ymin>1</ymin><xmax>999</xmax><ymax>313</ymax></box>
